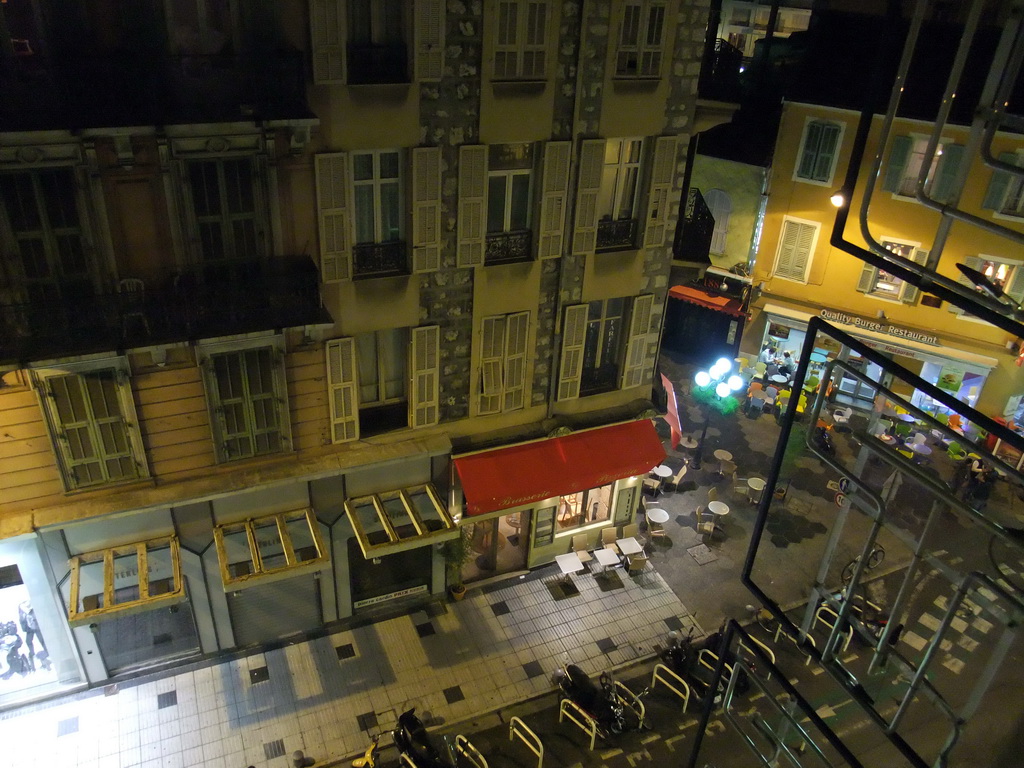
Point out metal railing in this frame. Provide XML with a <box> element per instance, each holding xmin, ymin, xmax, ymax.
<box><xmin>596</xmin><ymin>217</ymin><xmax>638</xmax><ymax>252</ymax></box>
<box><xmin>674</xmin><ymin>187</ymin><xmax>715</xmax><ymax>263</ymax></box>
<box><xmin>485</xmin><ymin>229</ymin><xmax>533</xmax><ymax>265</ymax></box>
<box><xmin>353</xmin><ymin>240</ymin><xmax>409</xmax><ymax>279</ymax></box>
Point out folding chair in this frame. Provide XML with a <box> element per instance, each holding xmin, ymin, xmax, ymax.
<box><xmin>695</xmin><ymin>506</ymin><xmax>717</xmax><ymax>543</ymax></box>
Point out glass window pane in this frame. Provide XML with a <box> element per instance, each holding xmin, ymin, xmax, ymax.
<box><xmin>189</xmin><ymin>162</ymin><xmax>221</xmax><ymax>216</ymax></box>
<box><xmin>381</xmin><ymin>329</ymin><xmax>407</xmax><ymax>400</ymax></box>
<box><xmin>353</xmin><ymin>153</ymin><xmax>374</xmax><ymax>181</ymax></box>
<box><xmin>354</xmin><ymin>185</ymin><xmax>376</xmax><ymax>243</ymax></box>
<box><xmin>382</xmin><ymin>494</ymin><xmax>415</xmax><ymax>537</ymax></box>
<box><xmin>510</xmin><ymin>173</ymin><xmax>531</xmax><ymax>230</ymax></box>
<box><xmin>487</xmin><ymin>176</ymin><xmax>507</xmax><ymax>232</ymax></box>
<box><xmin>224</xmin><ymin>160</ymin><xmax>254</xmax><ymax>215</ymax></box>
<box><xmin>379</xmin><ymin>182</ymin><xmax>400</xmax><ymax>241</ymax></box>
<box><xmin>351</xmin><ymin>500</ymin><xmax>389</xmax><ymax>545</ymax></box>
<box><xmin>254</xmin><ymin>519</ymin><xmax>285</xmax><ymax>569</ymax></box>
<box><xmin>599</xmin><ymin>167</ymin><xmax>618</xmax><ymax>219</ymax></box>
<box><xmin>618</xmin><ymin>167</ymin><xmax>639</xmax><ymax>218</ymax></box>
<box><xmin>146</xmin><ymin>547</ymin><xmax>176</xmax><ymax>596</ymax></box>
<box><xmin>409</xmin><ymin>489</ymin><xmax>445</xmax><ymax>532</ymax></box>
<box><xmin>379</xmin><ymin>152</ymin><xmax>400</xmax><ymax>179</ymax></box>
<box><xmin>0</xmin><ymin>173</ymin><xmax>41</xmax><ymax>232</ymax></box>
<box><xmin>222</xmin><ymin>528</ymin><xmax>254</xmax><ymax>576</ymax></box>
<box><xmin>357</xmin><ymin>332</ymin><xmax>380</xmax><ymax>403</ymax></box>
<box><xmin>111</xmin><ymin>550</ymin><xmax>140</xmax><ymax>605</ymax></box>
<box><xmin>285</xmin><ymin>515</ymin><xmax>318</xmax><ymax>562</ymax></box>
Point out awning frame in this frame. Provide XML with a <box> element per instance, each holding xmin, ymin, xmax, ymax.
<box><xmin>345</xmin><ymin>482</ymin><xmax>459</xmax><ymax>560</ymax></box>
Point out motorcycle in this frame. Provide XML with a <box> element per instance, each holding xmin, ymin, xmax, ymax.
<box><xmin>353</xmin><ymin>708</ymin><xmax>453</xmax><ymax>768</ymax></box>
<box><xmin>662</xmin><ymin>626</ymin><xmax>750</xmax><ymax>702</ymax></box>
<box><xmin>556</xmin><ymin>661</ymin><xmax>647</xmax><ymax>738</ymax></box>
<box><xmin>661</xmin><ymin>627</ymin><xmax>697</xmax><ymax>677</ymax></box>
<box><xmin>812</xmin><ymin>424</ymin><xmax>836</xmax><ymax>458</ymax></box>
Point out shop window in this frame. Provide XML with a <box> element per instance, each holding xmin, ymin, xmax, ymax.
<box><xmin>33</xmin><ymin>358</ymin><xmax>148</xmax><ymax>492</ymax></box>
<box><xmin>357</xmin><ymin>327</ymin><xmax>409</xmax><ymax>435</ymax></box>
<box><xmin>857</xmin><ymin>240</ymin><xmax>927</xmax><ymax>303</ymax></box>
<box><xmin>478</xmin><ymin>311</ymin><xmax>529</xmax><ymax>415</ymax></box>
<box><xmin>68</xmin><ymin>537</ymin><xmax>186</xmax><ymax>627</ymax></box>
<box><xmin>198</xmin><ymin>336</ymin><xmax>291</xmax><ymax>462</ymax></box>
<box><xmin>555</xmin><ymin>486</ymin><xmax>613</xmax><ymax>532</ymax></box>
<box><xmin>185</xmin><ymin>157</ymin><xmax>266</xmax><ymax>263</ymax></box>
<box><xmin>795</xmin><ymin>120</ymin><xmax>842</xmax><ymax>185</ymax></box>
<box><xmin>883</xmin><ymin>135</ymin><xmax>964</xmax><ymax>203</ymax></box>
<box><xmin>596</xmin><ymin>138</ymin><xmax>643</xmax><ymax>252</ymax></box>
<box><xmin>982</xmin><ymin>151</ymin><xmax>1024</xmax><ymax>218</ymax></box>
<box><xmin>773</xmin><ymin>217</ymin><xmax>817</xmax><ymax>283</ymax></box>
<box><xmin>214</xmin><ymin>508</ymin><xmax>328</xmax><ymax>589</ymax></box>
<box><xmin>494</xmin><ymin>0</ymin><xmax>548</xmax><ymax>80</ymax></box>
<box><xmin>345</xmin><ymin>483</ymin><xmax>457</xmax><ymax>559</ymax></box>
<box><xmin>615</xmin><ymin>1</ymin><xmax>666</xmax><ymax>78</ymax></box>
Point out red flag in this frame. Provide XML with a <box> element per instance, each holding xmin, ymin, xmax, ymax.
<box><xmin>660</xmin><ymin>373</ymin><xmax>682</xmax><ymax>450</ymax></box>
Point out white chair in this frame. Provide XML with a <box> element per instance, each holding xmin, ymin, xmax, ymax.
<box><xmin>832</xmin><ymin>406</ymin><xmax>853</xmax><ymax>426</ymax></box>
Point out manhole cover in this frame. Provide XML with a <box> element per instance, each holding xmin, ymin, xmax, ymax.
<box><xmin>688</xmin><ymin>543</ymin><xmax>718</xmax><ymax>565</ymax></box>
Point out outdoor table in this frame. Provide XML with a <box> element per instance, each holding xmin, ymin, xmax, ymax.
<box><xmin>652</xmin><ymin>464</ymin><xmax>673</xmax><ymax>478</ymax></box>
<box><xmin>713</xmin><ymin>449</ymin><xmax>733</xmax><ymax>463</ymax></box>
<box><xmin>646</xmin><ymin>507</ymin><xmax>670</xmax><ymax>524</ymax></box>
<box><xmin>616</xmin><ymin>537</ymin><xmax>644</xmax><ymax>556</ymax></box>
<box><xmin>747</xmin><ymin>477</ymin><xmax>766</xmax><ymax>504</ymax></box>
<box><xmin>770</xmin><ymin>374</ymin><xmax>788</xmax><ymax>385</ymax></box>
<box><xmin>912</xmin><ymin>444</ymin><xmax>932</xmax><ymax>458</ymax></box>
<box><xmin>555</xmin><ymin>552</ymin><xmax>585</xmax><ymax>582</ymax></box>
<box><xmin>679</xmin><ymin>436</ymin><xmax>698</xmax><ymax>450</ymax></box>
<box><xmin>897</xmin><ymin>413</ymin><xmax>917</xmax><ymax>422</ymax></box>
<box><xmin>708</xmin><ymin>500</ymin><xmax>730</xmax><ymax>517</ymax></box>
<box><xmin>594</xmin><ymin>547</ymin><xmax>622</xmax><ymax>571</ymax></box>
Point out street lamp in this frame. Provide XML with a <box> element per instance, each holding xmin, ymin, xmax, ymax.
<box><xmin>691</xmin><ymin>357</ymin><xmax>744</xmax><ymax>470</ymax></box>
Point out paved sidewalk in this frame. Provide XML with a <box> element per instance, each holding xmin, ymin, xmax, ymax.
<box><xmin>0</xmin><ymin>567</ymin><xmax>701</xmax><ymax>768</ymax></box>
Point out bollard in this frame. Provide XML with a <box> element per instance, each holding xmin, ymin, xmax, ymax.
<box><xmin>292</xmin><ymin>750</ymin><xmax>315</xmax><ymax>767</ymax></box>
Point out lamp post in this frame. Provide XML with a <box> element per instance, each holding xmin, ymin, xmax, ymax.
<box><xmin>691</xmin><ymin>357</ymin><xmax>744</xmax><ymax>470</ymax></box>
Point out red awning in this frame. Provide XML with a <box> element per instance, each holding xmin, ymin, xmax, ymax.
<box><xmin>669</xmin><ymin>285</ymin><xmax>746</xmax><ymax>319</ymax></box>
<box><xmin>454</xmin><ymin>420</ymin><xmax>666</xmax><ymax>517</ymax></box>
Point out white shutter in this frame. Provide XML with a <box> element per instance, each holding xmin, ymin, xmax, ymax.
<box><xmin>457</xmin><ymin>144</ymin><xmax>488</xmax><ymax>267</ymax></box>
<box><xmin>621</xmin><ymin>294</ymin><xmax>654</xmax><ymax>389</ymax></box>
<box><xmin>325</xmin><ymin>338</ymin><xmax>359</xmax><ymax>443</ymax></box>
<box><xmin>503</xmin><ymin>311</ymin><xmax>529</xmax><ymax>411</ymax></box>
<box><xmin>415</xmin><ymin>0</ymin><xmax>445</xmax><ymax>82</ymax></box>
<box><xmin>856</xmin><ymin>263</ymin><xmax>878</xmax><ymax>293</ymax></box>
<box><xmin>310</xmin><ymin>0</ymin><xmax>346</xmax><ymax>84</ymax></box>
<box><xmin>775</xmin><ymin>219</ymin><xmax>814</xmax><ymax>282</ymax></box>
<box><xmin>538</xmin><ymin>141</ymin><xmax>571</xmax><ymax>258</ymax></box>
<box><xmin>901</xmin><ymin>249</ymin><xmax>928</xmax><ymax>304</ymax></box>
<box><xmin>315</xmin><ymin>152</ymin><xmax>352</xmax><ymax>282</ymax></box>
<box><xmin>949</xmin><ymin>255</ymin><xmax>982</xmax><ymax>314</ymax></box>
<box><xmin>572</xmin><ymin>139</ymin><xmax>605</xmax><ymax>256</ymax></box>
<box><xmin>410</xmin><ymin>325</ymin><xmax>440</xmax><ymax>427</ymax></box>
<box><xmin>557</xmin><ymin>304</ymin><xmax>588</xmax><ymax>401</ymax></box>
<box><xmin>412</xmin><ymin>147</ymin><xmax>442</xmax><ymax>272</ymax></box>
<box><xmin>479</xmin><ymin>315</ymin><xmax>505</xmax><ymax>415</ymax></box>
<box><xmin>643</xmin><ymin>135</ymin><xmax>678</xmax><ymax>248</ymax></box>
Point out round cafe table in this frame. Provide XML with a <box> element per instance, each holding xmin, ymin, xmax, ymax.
<box><xmin>646</xmin><ymin>507</ymin><xmax>670</xmax><ymax>524</ymax></box>
<box><xmin>652</xmin><ymin>464</ymin><xmax>673</xmax><ymax>478</ymax></box>
<box><xmin>897</xmin><ymin>413</ymin><xmax>917</xmax><ymax>422</ymax></box>
<box><xmin>679</xmin><ymin>436</ymin><xmax>698</xmax><ymax>450</ymax></box>
<box><xmin>707</xmin><ymin>500</ymin><xmax>730</xmax><ymax>517</ymax></box>
<box><xmin>912</xmin><ymin>443</ymin><xmax>932</xmax><ymax>456</ymax></box>
<box><xmin>770</xmin><ymin>374</ymin><xmax>789</xmax><ymax>385</ymax></box>
<box><xmin>713</xmin><ymin>449</ymin><xmax>733</xmax><ymax>462</ymax></box>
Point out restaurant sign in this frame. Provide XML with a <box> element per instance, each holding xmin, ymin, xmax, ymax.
<box><xmin>819</xmin><ymin>310</ymin><xmax>940</xmax><ymax>346</ymax></box>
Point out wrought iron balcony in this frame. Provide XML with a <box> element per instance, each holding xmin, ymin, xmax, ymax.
<box><xmin>674</xmin><ymin>187</ymin><xmax>715</xmax><ymax>264</ymax></box>
<box><xmin>698</xmin><ymin>37</ymin><xmax>745</xmax><ymax>103</ymax></box>
<box><xmin>0</xmin><ymin>256</ymin><xmax>331</xmax><ymax>366</ymax></box>
<box><xmin>485</xmin><ymin>230</ymin><xmax>533</xmax><ymax>266</ymax></box>
<box><xmin>596</xmin><ymin>218</ymin><xmax>638</xmax><ymax>252</ymax></box>
<box><xmin>347</xmin><ymin>43</ymin><xmax>410</xmax><ymax>85</ymax></box>
<box><xmin>353</xmin><ymin>241</ymin><xmax>409</xmax><ymax>280</ymax></box>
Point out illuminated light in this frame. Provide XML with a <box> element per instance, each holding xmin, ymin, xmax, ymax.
<box><xmin>695</xmin><ymin>370</ymin><xmax>711</xmax><ymax>387</ymax></box>
<box><xmin>728</xmin><ymin>375</ymin><xmax>743</xmax><ymax>391</ymax></box>
<box><xmin>715</xmin><ymin>357</ymin><xmax>732</xmax><ymax>372</ymax></box>
<box><xmin>716</xmin><ymin>382</ymin><xmax>731</xmax><ymax>398</ymax></box>
<box><xmin>830</xmin><ymin>190</ymin><xmax>846</xmax><ymax>207</ymax></box>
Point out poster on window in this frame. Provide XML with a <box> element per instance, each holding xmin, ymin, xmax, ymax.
<box><xmin>936</xmin><ymin>365</ymin><xmax>966</xmax><ymax>393</ymax></box>
<box><xmin>767</xmin><ymin>322</ymin><xmax>790</xmax><ymax>340</ymax></box>
<box><xmin>0</xmin><ymin>567</ymin><xmax>56</xmax><ymax>695</ymax></box>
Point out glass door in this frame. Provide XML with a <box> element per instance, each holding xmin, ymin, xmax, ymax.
<box><xmin>461</xmin><ymin>511</ymin><xmax>530</xmax><ymax>584</ymax></box>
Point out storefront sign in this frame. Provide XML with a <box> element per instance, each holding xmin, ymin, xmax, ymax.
<box><xmin>354</xmin><ymin>584</ymin><xmax>428</xmax><ymax>609</ymax></box>
<box><xmin>819</xmin><ymin>310</ymin><xmax>940</xmax><ymax>346</ymax></box>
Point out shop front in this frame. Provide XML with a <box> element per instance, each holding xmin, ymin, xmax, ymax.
<box><xmin>452</xmin><ymin>420</ymin><xmax>666</xmax><ymax>582</ymax></box>
<box><xmin>664</xmin><ymin>285</ymin><xmax>747</xmax><ymax>364</ymax></box>
<box><xmin>758</xmin><ymin>303</ymin><xmax>998</xmax><ymax>412</ymax></box>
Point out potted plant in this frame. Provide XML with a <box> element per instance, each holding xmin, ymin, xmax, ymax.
<box><xmin>442</xmin><ymin>528</ymin><xmax>472</xmax><ymax>601</ymax></box>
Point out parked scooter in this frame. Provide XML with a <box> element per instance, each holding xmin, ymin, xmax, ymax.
<box><xmin>556</xmin><ymin>659</ymin><xmax>648</xmax><ymax>738</ymax></box>
<box><xmin>812</xmin><ymin>424</ymin><xmax>836</xmax><ymax>458</ymax></box>
<box><xmin>352</xmin><ymin>708</ymin><xmax>454</xmax><ymax>768</ymax></box>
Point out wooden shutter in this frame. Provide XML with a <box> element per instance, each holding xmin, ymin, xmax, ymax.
<box><xmin>415</xmin><ymin>0</ymin><xmax>445</xmax><ymax>82</ymax></box>
<box><xmin>1006</xmin><ymin>262</ymin><xmax>1024</xmax><ymax>303</ymax></box>
<box><xmin>412</xmin><ymin>147</ymin><xmax>442</xmax><ymax>272</ymax></box>
<box><xmin>410</xmin><ymin>325</ymin><xmax>440</xmax><ymax>427</ymax></box>
<box><xmin>981</xmin><ymin>152</ymin><xmax>1020</xmax><ymax>209</ymax></box>
<box><xmin>932</xmin><ymin>144</ymin><xmax>964</xmax><ymax>204</ymax></box>
<box><xmin>621</xmin><ymin>294</ymin><xmax>654</xmax><ymax>390</ymax></box>
<box><xmin>478</xmin><ymin>315</ymin><xmax>505</xmax><ymax>415</ymax></box>
<box><xmin>457</xmin><ymin>144</ymin><xmax>487</xmax><ymax>267</ymax></box>
<box><xmin>538</xmin><ymin>141</ymin><xmax>571</xmax><ymax>258</ymax></box>
<box><xmin>856</xmin><ymin>263</ymin><xmax>879</xmax><ymax>293</ymax></box>
<box><xmin>310</xmin><ymin>0</ymin><xmax>346</xmax><ymax>84</ymax></box>
<box><xmin>315</xmin><ymin>152</ymin><xmax>352</xmax><ymax>282</ymax></box>
<box><xmin>901</xmin><ymin>249</ymin><xmax>928</xmax><ymax>304</ymax></box>
<box><xmin>557</xmin><ymin>304</ymin><xmax>588</xmax><ymax>401</ymax></box>
<box><xmin>571</xmin><ymin>139</ymin><xmax>605</xmax><ymax>255</ymax></box>
<box><xmin>643</xmin><ymin>135</ymin><xmax>678</xmax><ymax>248</ymax></box>
<box><xmin>776</xmin><ymin>220</ymin><xmax>814</xmax><ymax>281</ymax></box>
<box><xmin>325</xmin><ymin>338</ymin><xmax>359</xmax><ymax>443</ymax></box>
<box><xmin>503</xmin><ymin>311</ymin><xmax>529</xmax><ymax>411</ymax></box>
<box><xmin>949</xmin><ymin>254</ymin><xmax>982</xmax><ymax>313</ymax></box>
<box><xmin>813</xmin><ymin>123</ymin><xmax>841</xmax><ymax>181</ymax></box>
<box><xmin>882</xmin><ymin>136</ymin><xmax>911</xmax><ymax>192</ymax></box>
<box><xmin>796</xmin><ymin>121</ymin><xmax>822</xmax><ymax>179</ymax></box>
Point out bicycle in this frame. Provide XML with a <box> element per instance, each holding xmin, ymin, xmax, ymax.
<box><xmin>841</xmin><ymin>543</ymin><xmax>885</xmax><ymax>585</ymax></box>
<box><xmin>746</xmin><ymin>604</ymin><xmax>781</xmax><ymax>640</ymax></box>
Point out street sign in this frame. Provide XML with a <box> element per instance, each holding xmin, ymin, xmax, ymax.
<box><xmin>839</xmin><ymin>477</ymin><xmax>851</xmax><ymax>494</ymax></box>
<box><xmin>835</xmin><ymin>492</ymin><xmax>846</xmax><ymax>507</ymax></box>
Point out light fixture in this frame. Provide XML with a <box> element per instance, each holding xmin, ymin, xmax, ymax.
<box><xmin>830</xmin><ymin>189</ymin><xmax>847</xmax><ymax>208</ymax></box>
<box><xmin>691</xmin><ymin>359</ymin><xmax>745</xmax><ymax>470</ymax></box>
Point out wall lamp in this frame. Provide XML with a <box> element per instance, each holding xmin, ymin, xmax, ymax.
<box><xmin>829</xmin><ymin>189</ymin><xmax>848</xmax><ymax>208</ymax></box>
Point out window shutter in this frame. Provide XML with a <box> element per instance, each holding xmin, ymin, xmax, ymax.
<box><xmin>315</xmin><ymin>152</ymin><xmax>352</xmax><ymax>282</ymax></box>
<box><xmin>932</xmin><ymin>144</ymin><xmax>964</xmax><ymax>203</ymax></box>
<box><xmin>981</xmin><ymin>152</ymin><xmax>1019</xmax><ymax>209</ymax></box>
<box><xmin>856</xmin><ymin>263</ymin><xmax>878</xmax><ymax>293</ymax></box>
<box><xmin>412</xmin><ymin>146</ymin><xmax>442</xmax><ymax>272</ymax></box>
<box><xmin>621</xmin><ymin>294</ymin><xmax>654</xmax><ymax>389</ymax></box>
<box><xmin>1006</xmin><ymin>261</ymin><xmax>1024</xmax><ymax>303</ymax></box>
<box><xmin>415</xmin><ymin>0</ymin><xmax>445</xmax><ymax>82</ymax></box>
<box><xmin>949</xmin><ymin>254</ymin><xmax>982</xmax><ymax>313</ymax></box>
<box><xmin>557</xmin><ymin>304</ymin><xmax>588</xmax><ymax>401</ymax></box>
<box><xmin>410</xmin><ymin>325</ymin><xmax>440</xmax><ymax>427</ymax></box>
<box><xmin>325</xmin><ymin>338</ymin><xmax>359</xmax><ymax>443</ymax></box>
<box><xmin>796</xmin><ymin>122</ymin><xmax>822</xmax><ymax>179</ymax></box>
<box><xmin>478</xmin><ymin>315</ymin><xmax>504</xmax><ymax>415</ymax></box>
<box><xmin>775</xmin><ymin>220</ymin><xmax>814</xmax><ymax>281</ymax></box>
<box><xmin>503</xmin><ymin>311</ymin><xmax>529</xmax><ymax>411</ymax></box>
<box><xmin>813</xmin><ymin>123</ymin><xmax>840</xmax><ymax>181</ymax></box>
<box><xmin>538</xmin><ymin>141</ymin><xmax>571</xmax><ymax>258</ymax></box>
<box><xmin>882</xmin><ymin>136</ymin><xmax>912</xmax><ymax>193</ymax></box>
<box><xmin>643</xmin><ymin>135</ymin><xmax>678</xmax><ymax>248</ymax></box>
<box><xmin>901</xmin><ymin>249</ymin><xmax>928</xmax><ymax>304</ymax></box>
<box><xmin>457</xmin><ymin>144</ymin><xmax>488</xmax><ymax>267</ymax></box>
<box><xmin>310</xmin><ymin>0</ymin><xmax>346</xmax><ymax>84</ymax></box>
<box><xmin>571</xmin><ymin>139</ymin><xmax>605</xmax><ymax>255</ymax></box>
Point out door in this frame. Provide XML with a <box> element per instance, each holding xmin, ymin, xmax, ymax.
<box><xmin>95</xmin><ymin>599</ymin><xmax>200</xmax><ymax>675</ymax></box>
<box><xmin>462</xmin><ymin>511</ymin><xmax>530</xmax><ymax>584</ymax></box>
<box><xmin>226</xmin><ymin>576</ymin><xmax>321</xmax><ymax>647</ymax></box>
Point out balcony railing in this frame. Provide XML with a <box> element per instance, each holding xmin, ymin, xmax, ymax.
<box><xmin>347</xmin><ymin>43</ymin><xmax>410</xmax><ymax>85</ymax></box>
<box><xmin>674</xmin><ymin>188</ymin><xmax>715</xmax><ymax>263</ymax></box>
<box><xmin>596</xmin><ymin>218</ymin><xmax>639</xmax><ymax>252</ymax></box>
<box><xmin>485</xmin><ymin>230</ymin><xmax>533</xmax><ymax>266</ymax></box>
<box><xmin>0</xmin><ymin>256</ymin><xmax>331</xmax><ymax>366</ymax></box>
<box><xmin>353</xmin><ymin>241</ymin><xmax>409</xmax><ymax>279</ymax></box>
<box><xmin>698</xmin><ymin>37</ymin><xmax>745</xmax><ymax>103</ymax></box>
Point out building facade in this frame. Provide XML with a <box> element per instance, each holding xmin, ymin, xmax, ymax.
<box><xmin>0</xmin><ymin>0</ymin><xmax>724</xmax><ymax>704</ymax></box>
<box><xmin>746</xmin><ymin>100</ymin><xmax>1024</xmax><ymax>418</ymax></box>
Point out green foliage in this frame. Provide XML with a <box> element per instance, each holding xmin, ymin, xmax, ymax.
<box><xmin>442</xmin><ymin>528</ymin><xmax>472</xmax><ymax>587</ymax></box>
<box><xmin>691</xmin><ymin>384</ymin><xmax>740</xmax><ymax>416</ymax></box>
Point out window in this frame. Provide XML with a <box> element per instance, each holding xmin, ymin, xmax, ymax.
<box><xmin>199</xmin><ymin>339</ymin><xmax>290</xmax><ymax>462</ymax></box>
<box><xmin>596</xmin><ymin>138</ymin><xmax>643</xmax><ymax>251</ymax></box>
<box><xmin>345</xmin><ymin>483</ymin><xmax>456</xmax><ymax>559</ymax></box>
<box><xmin>795</xmin><ymin>120</ymin><xmax>842</xmax><ymax>184</ymax></box>
<box><xmin>357</xmin><ymin>328</ymin><xmax>409</xmax><ymax>435</ymax></box>
<box><xmin>616</xmin><ymin>1</ymin><xmax>666</xmax><ymax>78</ymax></box>
<box><xmin>958</xmin><ymin>255</ymin><xmax>1024</xmax><ymax>306</ymax></box>
<box><xmin>581</xmin><ymin>297</ymin><xmax>627</xmax><ymax>396</ymax></box>
<box><xmin>703</xmin><ymin>189</ymin><xmax>731</xmax><ymax>254</ymax></box>
<box><xmin>186</xmin><ymin>158</ymin><xmax>263</xmax><ymax>262</ymax></box>
<box><xmin>34</xmin><ymin>358</ymin><xmax>147</xmax><ymax>491</ymax></box>
<box><xmin>982</xmin><ymin>151</ymin><xmax>1024</xmax><ymax>218</ymax></box>
<box><xmin>883</xmin><ymin>135</ymin><xmax>964</xmax><ymax>202</ymax></box>
<box><xmin>348</xmin><ymin>0</ymin><xmax>408</xmax><ymax>84</ymax></box>
<box><xmin>774</xmin><ymin>218</ymin><xmax>817</xmax><ymax>282</ymax></box>
<box><xmin>555</xmin><ymin>486</ymin><xmax>613</xmax><ymax>532</ymax></box>
<box><xmin>479</xmin><ymin>311</ymin><xmax>529</xmax><ymax>415</ymax></box>
<box><xmin>856</xmin><ymin>240</ymin><xmax>927</xmax><ymax>303</ymax></box>
<box><xmin>352</xmin><ymin>150</ymin><xmax>403</xmax><ymax>245</ymax></box>
<box><xmin>0</xmin><ymin>168</ymin><xmax>90</xmax><ymax>303</ymax></box>
<box><xmin>166</xmin><ymin>0</ymin><xmax>235</xmax><ymax>55</ymax></box>
<box><xmin>494</xmin><ymin>0</ymin><xmax>548</xmax><ymax>80</ymax></box>
<box><xmin>487</xmin><ymin>144</ymin><xmax>533</xmax><ymax>234</ymax></box>
<box><xmin>214</xmin><ymin>508</ymin><xmax>328</xmax><ymax>588</ymax></box>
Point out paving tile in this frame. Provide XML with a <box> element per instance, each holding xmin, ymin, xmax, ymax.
<box><xmin>522</xmin><ymin>661</ymin><xmax>544</xmax><ymax>679</ymax></box>
<box><xmin>249</xmin><ymin>666</ymin><xmax>270</xmax><ymax>685</ymax></box>
<box><xmin>415</xmin><ymin>622</ymin><xmax>436</xmax><ymax>638</ymax></box>
<box><xmin>596</xmin><ymin>637</ymin><xmax>617</xmax><ymax>654</ymax></box>
<box><xmin>490</xmin><ymin>600</ymin><xmax>511</xmax><ymax>616</ymax></box>
<box><xmin>157</xmin><ymin>691</ymin><xmax>177</xmax><ymax>710</ymax></box>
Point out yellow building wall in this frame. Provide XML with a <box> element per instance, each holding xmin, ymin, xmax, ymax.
<box><xmin>690</xmin><ymin>154</ymin><xmax>766</xmax><ymax>271</ymax></box>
